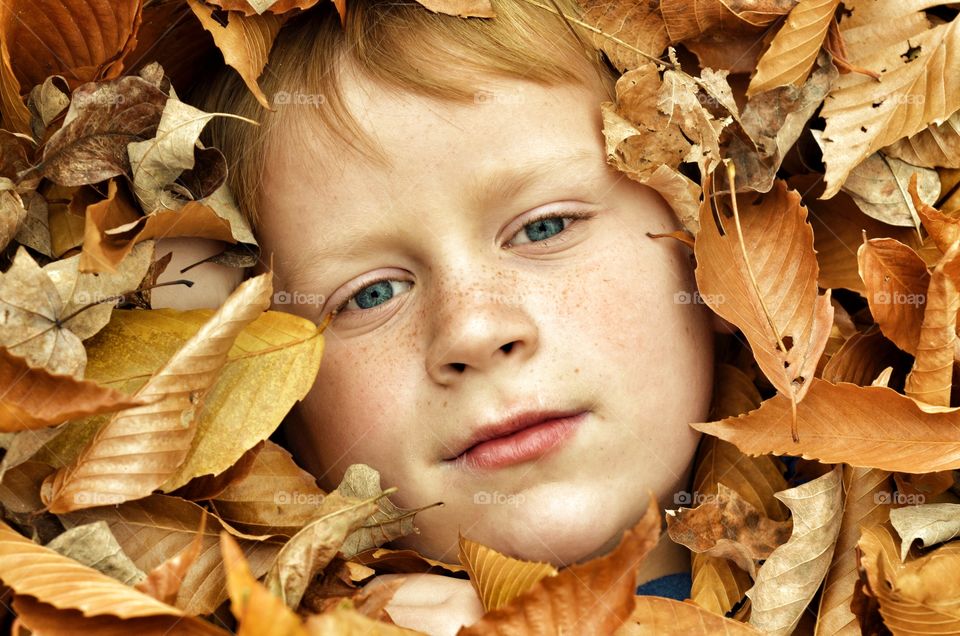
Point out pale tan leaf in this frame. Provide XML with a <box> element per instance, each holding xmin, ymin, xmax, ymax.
<box><xmin>747</xmin><ymin>0</ymin><xmax>840</xmax><ymax>96</ymax></box>
<box><xmin>821</xmin><ymin>8</ymin><xmax>960</xmax><ymax>197</ymax></box>
<box><xmin>746</xmin><ymin>466</ymin><xmax>843</xmax><ymax>635</ymax></box>
<box><xmin>814</xmin><ymin>465</ymin><xmax>891</xmax><ymax>636</ymax></box>
<box><xmin>890</xmin><ymin>503</ymin><xmax>960</xmax><ymax>561</ymax></box>
<box><xmin>44</xmin><ymin>521</ymin><xmax>146</xmax><ymax>587</ymax></box>
<box><xmin>839</xmin><ymin>151</ymin><xmax>940</xmax><ymax>227</ymax></box>
<box><xmin>910</xmin><ymin>171</ymin><xmax>960</xmax><ymax>255</ymax></box>
<box><xmin>264</xmin><ymin>492</ymin><xmax>379</xmax><ymax>609</ymax></box>
<box><xmin>413</xmin><ymin>0</ymin><xmax>495</xmax><ymax>17</ymax></box>
<box><xmin>886</xmin><ymin>110</ymin><xmax>960</xmax><ymax>169</ymax></box>
<box><xmin>578</xmin><ymin>1</ymin><xmax>669</xmax><ymax>72</ymax></box>
<box><xmin>304</xmin><ymin>601</ymin><xmax>423</xmax><ymax>635</ymax></box>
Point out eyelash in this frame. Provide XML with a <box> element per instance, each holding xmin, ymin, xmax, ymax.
<box><xmin>329</xmin><ymin>210</ymin><xmax>593</xmax><ymax>318</ymax></box>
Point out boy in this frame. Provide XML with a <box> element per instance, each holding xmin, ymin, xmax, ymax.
<box><xmin>171</xmin><ymin>0</ymin><xmax>728</xmax><ymax>631</ymax></box>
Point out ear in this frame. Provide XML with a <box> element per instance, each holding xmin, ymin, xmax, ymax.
<box><xmin>711</xmin><ymin>311</ymin><xmax>738</xmax><ymax>334</ymax></box>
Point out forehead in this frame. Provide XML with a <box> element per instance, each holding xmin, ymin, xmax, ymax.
<box><xmin>257</xmin><ymin>73</ymin><xmax>611</xmax><ymax>277</ymax></box>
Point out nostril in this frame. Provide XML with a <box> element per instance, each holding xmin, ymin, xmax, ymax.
<box><xmin>500</xmin><ymin>342</ymin><xmax>514</xmax><ymax>354</ymax></box>
<box><xmin>451</xmin><ymin>362</ymin><xmax>466</xmax><ymax>373</ymax></box>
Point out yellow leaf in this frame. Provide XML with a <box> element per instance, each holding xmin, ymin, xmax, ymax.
<box><xmin>457</xmin><ymin>533</ymin><xmax>557</xmax><ymax>611</ymax></box>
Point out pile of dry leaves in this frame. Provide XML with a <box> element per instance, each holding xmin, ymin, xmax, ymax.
<box><xmin>0</xmin><ymin>0</ymin><xmax>958</xmax><ymax>633</ymax></box>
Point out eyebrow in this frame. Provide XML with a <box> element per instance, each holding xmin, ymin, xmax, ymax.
<box><xmin>284</xmin><ymin>147</ymin><xmax>605</xmax><ymax>289</ymax></box>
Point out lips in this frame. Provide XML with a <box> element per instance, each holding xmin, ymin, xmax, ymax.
<box><xmin>447</xmin><ymin>409</ymin><xmax>586</xmax><ymax>461</ymax></box>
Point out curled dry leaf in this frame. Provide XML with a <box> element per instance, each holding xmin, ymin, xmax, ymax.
<box><xmin>814</xmin><ymin>465</ymin><xmax>891</xmax><ymax>636</ymax></box>
<box><xmin>43</xmin><ymin>520</ymin><xmax>146</xmax><ymax>586</ymax></box>
<box><xmin>890</xmin><ymin>503</ymin><xmax>960</xmax><ymax>561</ymax></box>
<box><xmin>886</xmin><ymin>111</ymin><xmax>960</xmax><ymax>169</ymax></box>
<box><xmin>666</xmin><ymin>483</ymin><xmax>792</xmax><ymax>578</ymax></box>
<box><xmin>746</xmin><ymin>466</ymin><xmax>844</xmax><ymax>635</ymax></box>
<box><xmin>40</xmin><ymin>273</ymin><xmax>273</xmax><ymax>513</ymax></box>
<box><xmin>0</xmin><ymin>242</ymin><xmax>153</xmax><ymax>377</ymax></box>
<box><xmin>693</xmin><ymin>378</ymin><xmax>960</xmax><ymax>473</ymax></box>
<box><xmin>903</xmin><ymin>240</ymin><xmax>960</xmax><ymax>406</ymax></box>
<box><xmin>694</xmin><ymin>176</ymin><xmax>834</xmax><ymax>441</ymax></box>
<box><xmin>134</xmin><ymin>510</ymin><xmax>208</xmax><ymax>605</ymax></box>
<box><xmin>334</xmin><ymin>464</ymin><xmax>432</xmax><ymax>559</ymax></box>
<box><xmin>910</xmin><ymin>171</ymin><xmax>960</xmax><ymax>255</ymax></box>
<box><xmin>187</xmin><ymin>0</ymin><xmax>282</xmax><ymax>110</ymax></box>
<box><xmin>839</xmin><ymin>151</ymin><xmax>940</xmax><ymax>227</ymax></box>
<box><xmin>264</xmin><ymin>491</ymin><xmax>379</xmax><ymax>609</ymax></box>
<box><xmin>457</xmin><ymin>533</ymin><xmax>557</xmax><ymax>612</ymax></box>
<box><xmin>458</xmin><ymin>495</ymin><xmax>661</xmax><ymax>636</ymax></box>
<box><xmin>0</xmin><ymin>346</ymin><xmax>146</xmax><ymax>432</ymax></box>
<box><xmin>39</xmin><ymin>72</ymin><xmax>168</xmax><ymax>187</ymax></box>
<box><xmin>858</xmin><ymin>524</ymin><xmax>960</xmax><ymax>632</ymax></box>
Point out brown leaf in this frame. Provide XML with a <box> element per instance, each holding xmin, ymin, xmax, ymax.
<box><xmin>820</xmin><ymin>328</ymin><xmax>908</xmax><ymax>386</ymax></box>
<box><xmin>839</xmin><ymin>151</ymin><xmax>940</xmax><ymax>227</ymax></box>
<box><xmin>614</xmin><ymin>596</ymin><xmax>762</xmax><ymax>634</ymax></box>
<box><xmin>0</xmin><ymin>347</ymin><xmax>145</xmax><ymax>431</ymax></box>
<box><xmin>304</xmin><ymin>600</ymin><xmax>423</xmax><ymax>634</ymax></box>
<box><xmin>352</xmin><ymin>547</ymin><xmax>466</xmax><ymax>576</ymax></box>
<box><xmin>820</xmin><ymin>4</ymin><xmax>960</xmax><ymax>197</ymax></box>
<box><xmin>40</xmin><ymin>272</ymin><xmax>272</xmax><ymax>513</ymax></box>
<box><xmin>0</xmin><ymin>519</ymin><xmax>188</xmax><ymax>619</ymax></box>
<box><xmin>693</xmin><ymin>378</ymin><xmax>960</xmax><ymax>473</ymax></box>
<box><xmin>1</xmin><ymin>0</ymin><xmax>142</xmax><ymax>92</ymax></box>
<box><xmin>58</xmin><ymin>494</ymin><xmax>285</xmax><ymax>615</ymax></box>
<box><xmin>858</xmin><ymin>237</ymin><xmax>930</xmax><ymax>354</ymax></box>
<box><xmin>667</xmin><ymin>483</ymin><xmax>792</xmax><ymax>578</ymax></box>
<box><xmin>39</xmin><ymin>72</ymin><xmax>167</xmax><ymax>186</ymax></box>
<box><xmin>171</xmin><ymin>440</ymin><xmax>264</xmax><ymax>501</ymax></box>
<box><xmin>903</xmin><ymin>240</ymin><xmax>960</xmax><ymax>406</ymax></box>
<box><xmin>858</xmin><ymin>524</ymin><xmax>960</xmax><ymax>631</ymax></box>
<box><xmin>660</xmin><ymin>0</ymin><xmax>797</xmax><ymax>43</ymax></box>
<box><xmin>747</xmin><ymin>0</ymin><xmax>840</xmax><ymax>96</ymax></box>
<box><xmin>458</xmin><ymin>533</ymin><xmax>557</xmax><ymax>612</ymax></box>
<box><xmin>44</xmin><ymin>521</ymin><xmax>146</xmax><ymax>586</ymax></box>
<box><xmin>11</xmin><ymin>594</ymin><xmax>230</xmax><ymax>636</ymax></box>
<box><xmin>695</xmin><ymin>177</ymin><xmax>834</xmax><ymax>441</ymax></box>
<box><xmin>578</xmin><ymin>0</ymin><xmax>668</xmax><ymax>72</ymax></box>
<box><xmin>221</xmin><ymin>531</ymin><xmax>308</xmax><ymax>636</ymax></box>
<box><xmin>458</xmin><ymin>495</ymin><xmax>660</xmax><ymax>635</ymax></box>
<box><xmin>910</xmin><ymin>171</ymin><xmax>960</xmax><ymax>255</ymax></box>
<box><xmin>134</xmin><ymin>510</ymin><xmax>208</xmax><ymax>605</ymax></box>
<box><xmin>209</xmin><ymin>440</ymin><xmax>327</xmax><ymax>536</ymax></box>
<box><xmin>187</xmin><ymin>0</ymin><xmax>283</xmax><ymax>109</ymax></box>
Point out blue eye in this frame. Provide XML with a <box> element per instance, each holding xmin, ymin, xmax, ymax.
<box><xmin>335</xmin><ymin>279</ymin><xmax>412</xmax><ymax>315</ymax></box>
<box><xmin>509</xmin><ymin>211</ymin><xmax>591</xmax><ymax>246</ymax></box>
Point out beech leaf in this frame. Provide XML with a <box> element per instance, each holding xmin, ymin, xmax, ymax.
<box><xmin>890</xmin><ymin>503</ymin><xmax>960</xmax><ymax>561</ymax></box>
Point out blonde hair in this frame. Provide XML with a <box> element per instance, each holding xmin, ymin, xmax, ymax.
<box><xmin>196</xmin><ymin>0</ymin><xmax>616</xmax><ymax>232</ymax></box>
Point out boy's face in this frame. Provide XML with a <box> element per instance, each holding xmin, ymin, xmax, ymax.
<box><xmin>258</xmin><ymin>69</ymin><xmax>716</xmax><ymax>566</ymax></box>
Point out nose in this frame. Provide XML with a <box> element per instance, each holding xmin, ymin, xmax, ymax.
<box><xmin>425</xmin><ymin>282</ymin><xmax>539</xmax><ymax>385</ymax></box>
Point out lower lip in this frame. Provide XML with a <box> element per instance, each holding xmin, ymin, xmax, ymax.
<box><xmin>453</xmin><ymin>412</ymin><xmax>587</xmax><ymax>471</ymax></box>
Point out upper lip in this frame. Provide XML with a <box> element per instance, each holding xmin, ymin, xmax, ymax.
<box><xmin>445</xmin><ymin>407</ymin><xmax>587</xmax><ymax>461</ymax></box>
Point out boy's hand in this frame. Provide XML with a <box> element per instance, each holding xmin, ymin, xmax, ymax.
<box><xmin>365</xmin><ymin>572</ymin><xmax>485</xmax><ymax>635</ymax></box>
